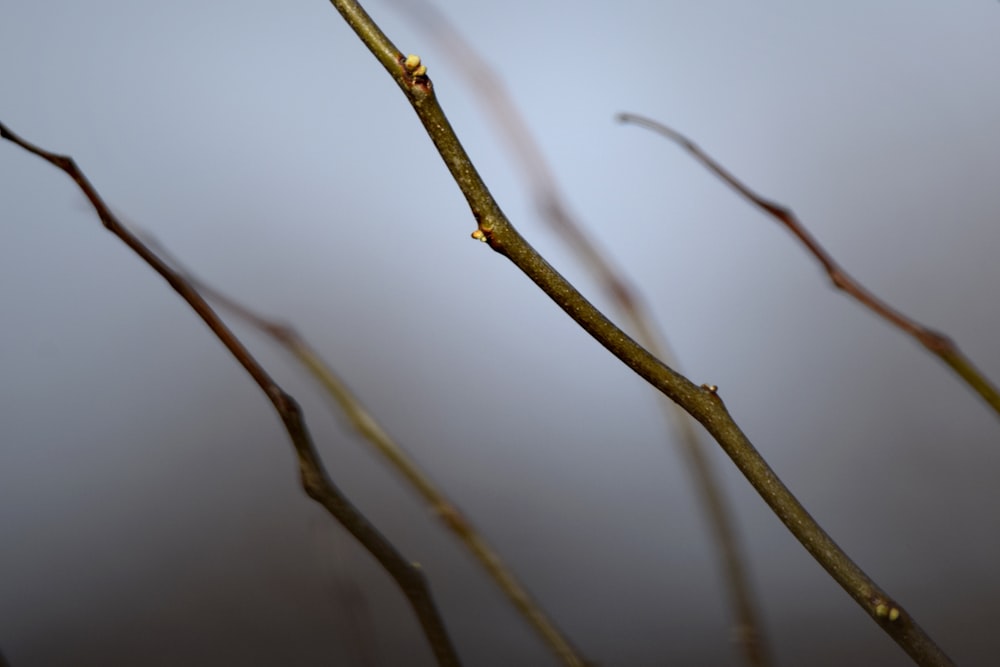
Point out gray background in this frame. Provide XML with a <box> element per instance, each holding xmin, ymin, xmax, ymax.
<box><xmin>2</xmin><ymin>1</ymin><xmax>999</xmax><ymax>665</ymax></box>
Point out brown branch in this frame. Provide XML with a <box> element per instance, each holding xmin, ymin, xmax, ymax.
<box><xmin>0</xmin><ymin>121</ymin><xmax>462</xmax><ymax>667</ymax></box>
<box><xmin>131</xmin><ymin>227</ymin><xmax>589</xmax><ymax>667</ymax></box>
<box><xmin>617</xmin><ymin>112</ymin><xmax>1000</xmax><ymax>418</ymax></box>
<box><xmin>388</xmin><ymin>2</ymin><xmax>770</xmax><ymax>664</ymax></box>
<box><xmin>324</xmin><ymin>1</ymin><xmax>957</xmax><ymax>665</ymax></box>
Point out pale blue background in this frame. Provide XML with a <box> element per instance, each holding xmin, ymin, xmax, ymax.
<box><xmin>2</xmin><ymin>1</ymin><xmax>999</xmax><ymax>665</ymax></box>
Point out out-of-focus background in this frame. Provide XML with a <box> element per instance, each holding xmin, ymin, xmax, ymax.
<box><xmin>2</xmin><ymin>2</ymin><xmax>998</xmax><ymax>665</ymax></box>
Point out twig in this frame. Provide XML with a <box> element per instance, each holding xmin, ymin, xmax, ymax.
<box><xmin>389</xmin><ymin>3</ymin><xmax>770</xmax><ymax>663</ymax></box>
<box><xmin>133</xmin><ymin>228</ymin><xmax>588</xmax><ymax>667</ymax></box>
<box><xmin>0</xmin><ymin>121</ymin><xmax>462</xmax><ymax>667</ymax></box>
<box><xmin>324</xmin><ymin>2</ymin><xmax>956</xmax><ymax>665</ymax></box>
<box><xmin>617</xmin><ymin>112</ymin><xmax>1000</xmax><ymax>418</ymax></box>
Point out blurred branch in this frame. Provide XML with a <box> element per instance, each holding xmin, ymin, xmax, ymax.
<box><xmin>389</xmin><ymin>3</ymin><xmax>769</xmax><ymax>664</ymax></box>
<box><xmin>0</xmin><ymin>121</ymin><xmax>461</xmax><ymax>667</ymax></box>
<box><xmin>134</xmin><ymin>228</ymin><xmax>589</xmax><ymax>667</ymax></box>
<box><xmin>618</xmin><ymin>112</ymin><xmax>1000</xmax><ymax>418</ymax></box>
<box><xmin>324</xmin><ymin>1</ymin><xmax>956</xmax><ymax>665</ymax></box>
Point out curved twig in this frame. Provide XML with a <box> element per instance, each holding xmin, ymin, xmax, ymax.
<box><xmin>324</xmin><ymin>2</ymin><xmax>956</xmax><ymax>665</ymax></box>
<box><xmin>388</xmin><ymin>3</ymin><xmax>770</xmax><ymax>663</ymax></box>
<box><xmin>617</xmin><ymin>112</ymin><xmax>1000</xmax><ymax>418</ymax></box>
<box><xmin>0</xmin><ymin>121</ymin><xmax>462</xmax><ymax>667</ymax></box>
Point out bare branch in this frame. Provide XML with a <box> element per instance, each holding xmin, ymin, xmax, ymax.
<box><xmin>0</xmin><ymin>121</ymin><xmax>462</xmax><ymax>667</ymax></box>
<box><xmin>388</xmin><ymin>2</ymin><xmax>770</xmax><ymax>664</ymax></box>
<box><xmin>132</xmin><ymin>227</ymin><xmax>588</xmax><ymax>667</ymax></box>
<box><xmin>324</xmin><ymin>2</ymin><xmax>957</xmax><ymax>665</ymax></box>
<box><xmin>617</xmin><ymin>111</ymin><xmax>1000</xmax><ymax>418</ymax></box>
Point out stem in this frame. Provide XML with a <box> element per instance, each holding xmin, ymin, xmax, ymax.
<box><xmin>0</xmin><ymin>121</ymin><xmax>462</xmax><ymax>667</ymax></box>
<box><xmin>135</xmin><ymin>231</ymin><xmax>587</xmax><ymax>667</ymax></box>
<box><xmin>390</xmin><ymin>4</ymin><xmax>770</xmax><ymax>662</ymax></box>
<box><xmin>617</xmin><ymin>112</ymin><xmax>1000</xmax><ymax>419</ymax></box>
<box><xmin>323</xmin><ymin>2</ymin><xmax>955</xmax><ymax>665</ymax></box>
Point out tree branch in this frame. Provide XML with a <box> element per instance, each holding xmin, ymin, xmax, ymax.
<box><xmin>617</xmin><ymin>111</ymin><xmax>1000</xmax><ymax>418</ymax></box>
<box><xmin>0</xmin><ymin>121</ymin><xmax>462</xmax><ymax>667</ymax></box>
<box><xmin>131</xmin><ymin>228</ymin><xmax>589</xmax><ymax>667</ymax></box>
<box><xmin>323</xmin><ymin>2</ymin><xmax>956</xmax><ymax>665</ymax></box>
<box><xmin>388</xmin><ymin>3</ymin><xmax>770</xmax><ymax>663</ymax></box>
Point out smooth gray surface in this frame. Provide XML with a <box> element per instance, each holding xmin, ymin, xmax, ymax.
<box><xmin>2</xmin><ymin>2</ymin><xmax>999</xmax><ymax>665</ymax></box>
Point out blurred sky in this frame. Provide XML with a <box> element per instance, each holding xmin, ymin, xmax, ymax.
<box><xmin>2</xmin><ymin>1</ymin><xmax>999</xmax><ymax>666</ymax></box>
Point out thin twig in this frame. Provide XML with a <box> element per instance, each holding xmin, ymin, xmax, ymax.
<box><xmin>324</xmin><ymin>2</ymin><xmax>956</xmax><ymax>665</ymax></box>
<box><xmin>0</xmin><ymin>121</ymin><xmax>462</xmax><ymax>667</ymax></box>
<box><xmin>389</xmin><ymin>3</ymin><xmax>770</xmax><ymax>663</ymax></box>
<box><xmin>617</xmin><ymin>112</ymin><xmax>1000</xmax><ymax>418</ymax></box>
<box><xmin>133</xmin><ymin>227</ymin><xmax>588</xmax><ymax>667</ymax></box>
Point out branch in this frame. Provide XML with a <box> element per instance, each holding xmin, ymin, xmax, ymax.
<box><xmin>617</xmin><ymin>112</ymin><xmax>1000</xmax><ymax>418</ymax></box>
<box><xmin>324</xmin><ymin>2</ymin><xmax>956</xmax><ymax>665</ymax></box>
<box><xmin>0</xmin><ymin>121</ymin><xmax>462</xmax><ymax>667</ymax></box>
<box><xmin>387</xmin><ymin>2</ymin><xmax>769</xmax><ymax>664</ymax></box>
<box><xmin>132</xmin><ymin>228</ymin><xmax>588</xmax><ymax>667</ymax></box>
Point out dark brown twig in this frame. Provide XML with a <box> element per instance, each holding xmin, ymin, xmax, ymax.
<box><xmin>618</xmin><ymin>112</ymin><xmax>1000</xmax><ymax>418</ymax></box>
<box><xmin>0</xmin><ymin>121</ymin><xmax>462</xmax><ymax>667</ymax></box>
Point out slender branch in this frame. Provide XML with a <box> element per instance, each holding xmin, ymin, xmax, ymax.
<box><xmin>0</xmin><ymin>121</ymin><xmax>462</xmax><ymax>667</ymax></box>
<box><xmin>324</xmin><ymin>2</ymin><xmax>956</xmax><ymax>665</ymax></box>
<box><xmin>132</xmin><ymin>228</ymin><xmax>588</xmax><ymax>667</ymax></box>
<box><xmin>617</xmin><ymin>112</ymin><xmax>1000</xmax><ymax>418</ymax></box>
<box><xmin>389</xmin><ymin>3</ymin><xmax>770</xmax><ymax>663</ymax></box>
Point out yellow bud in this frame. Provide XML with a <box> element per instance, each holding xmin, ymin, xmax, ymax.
<box><xmin>404</xmin><ymin>54</ymin><xmax>422</xmax><ymax>71</ymax></box>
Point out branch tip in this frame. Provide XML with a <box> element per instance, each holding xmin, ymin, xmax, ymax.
<box><xmin>621</xmin><ymin>109</ymin><xmax>1000</xmax><ymax>418</ymax></box>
